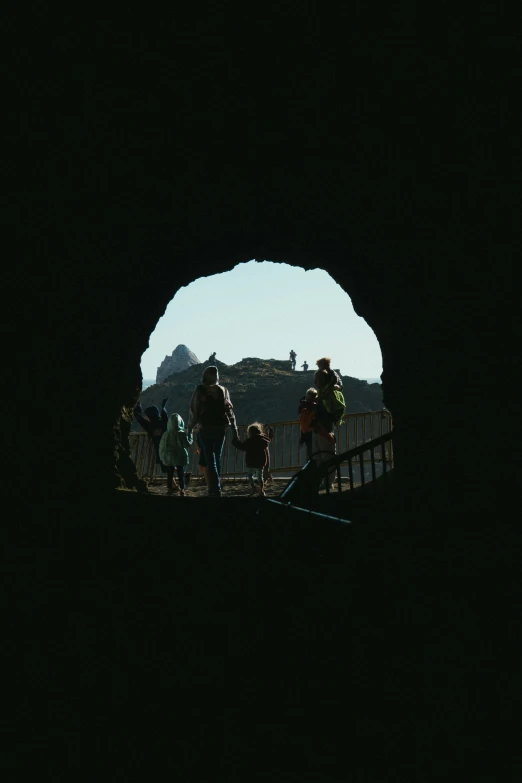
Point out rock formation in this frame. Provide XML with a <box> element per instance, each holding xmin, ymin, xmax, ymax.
<box><xmin>155</xmin><ymin>344</ymin><xmax>200</xmax><ymax>384</ymax></box>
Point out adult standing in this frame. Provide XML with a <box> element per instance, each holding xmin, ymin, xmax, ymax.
<box><xmin>301</xmin><ymin>360</ymin><xmax>309</xmax><ymax>372</ymax></box>
<box><xmin>312</xmin><ymin>370</ymin><xmax>337</xmax><ymax>490</ymax></box>
<box><xmin>187</xmin><ymin>365</ymin><xmax>236</xmax><ymax>497</ymax></box>
<box><xmin>289</xmin><ymin>349</ymin><xmax>297</xmax><ymax>370</ymax></box>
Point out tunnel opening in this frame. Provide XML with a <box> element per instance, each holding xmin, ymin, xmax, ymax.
<box><xmin>123</xmin><ymin>259</ymin><xmax>389</xmax><ymax>503</ymax></box>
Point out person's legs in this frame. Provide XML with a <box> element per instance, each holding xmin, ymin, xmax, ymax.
<box><xmin>247</xmin><ymin>470</ymin><xmax>257</xmax><ymax>494</ymax></box>
<box><xmin>312</xmin><ymin>432</ymin><xmax>336</xmax><ymax>489</ymax></box>
<box><xmin>197</xmin><ymin>433</ymin><xmax>209</xmax><ymax>486</ymax></box>
<box><xmin>256</xmin><ymin>468</ymin><xmax>265</xmax><ymax>496</ymax></box>
<box><xmin>166</xmin><ymin>466</ymin><xmax>175</xmax><ymax>494</ymax></box>
<box><xmin>176</xmin><ymin>466</ymin><xmax>185</xmax><ymax>493</ymax></box>
<box><xmin>303</xmin><ymin>431</ymin><xmax>313</xmax><ymax>461</ymax></box>
<box><xmin>200</xmin><ymin>427</ymin><xmax>226</xmax><ymax>496</ymax></box>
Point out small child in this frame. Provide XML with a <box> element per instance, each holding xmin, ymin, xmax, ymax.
<box><xmin>298</xmin><ymin>388</ymin><xmax>318</xmax><ymax>461</ymax></box>
<box><xmin>232</xmin><ymin>422</ymin><xmax>271</xmax><ymax>496</ymax></box>
<box><xmin>159</xmin><ymin>413</ymin><xmax>194</xmax><ymax>496</ymax></box>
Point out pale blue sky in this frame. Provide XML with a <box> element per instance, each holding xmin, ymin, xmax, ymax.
<box><xmin>141</xmin><ymin>260</ymin><xmax>382</xmax><ymax>382</ymax></box>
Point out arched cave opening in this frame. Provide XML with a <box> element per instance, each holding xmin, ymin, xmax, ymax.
<box><xmin>119</xmin><ymin>259</ymin><xmax>388</xmax><ymax>500</ymax></box>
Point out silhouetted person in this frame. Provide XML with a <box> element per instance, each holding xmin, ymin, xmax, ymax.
<box><xmin>209</xmin><ymin>351</ymin><xmax>216</xmax><ymax>362</ymax></box>
<box><xmin>159</xmin><ymin>413</ymin><xmax>193</xmax><ymax>496</ymax></box>
<box><xmin>289</xmin><ymin>349</ymin><xmax>297</xmax><ymax>370</ymax></box>
<box><xmin>298</xmin><ymin>388</ymin><xmax>319</xmax><ymax>462</ymax></box>
<box><xmin>232</xmin><ymin>422</ymin><xmax>270</xmax><ymax>497</ymax></box>
<box><xmin>188</xmin><ymin>365</ymin><xmax>236</xmax><ymax>497</ymax></box>
<box><xmin>301</xmin><ymin>361</ymin><xmax>309</xmax><ymax>372</ymax></box>
<box><xmin>313</xmin><ymin>370</ymin><xmax>341</xmax><ymax>490</ymax></box>
<box><xmin>133</xmin><ymin>397</ymin><xmax>169</xmax><ymax>472</ymax></box>
<box><xmin>315</xmin><ymin>356</ymin><xmax>343</xmax><ymax>390</ymax></box>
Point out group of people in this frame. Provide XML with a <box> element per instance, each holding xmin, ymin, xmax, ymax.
<box><xmin>289</xmin><ymin>350</ymin><xmax>309</xmax><ymax>373</ymax></box>
<box><xmin>133</xmin><ymin>356</ymin><xmax>346</xmax><ymax>498</ymax></box>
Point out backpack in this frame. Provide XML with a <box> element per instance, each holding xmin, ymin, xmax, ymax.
<box><xmin>198</xmin><ymin>384</ymin><xmax>230</xmax><ymax>427</ymax></box>
<box><xmin>323</xmin><ymin>389</ymin><xmax>346</xmax><ymax>427</ymax></box>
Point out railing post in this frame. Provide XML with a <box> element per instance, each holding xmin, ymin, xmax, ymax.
<box><xmin>359</xmin><ymin>453</ymin><xmax>365</xmax><ymax>487</ymax></box>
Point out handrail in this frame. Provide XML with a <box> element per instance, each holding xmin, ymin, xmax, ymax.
<box><xmin>321</xmin><ymin>431</ymin><xmax>393</xmax><ymax>470</ymax></box>
<box><xmin>315</xmin><ymin>431</ymin><xmax>393</xmax><ymax>493</ymax></box>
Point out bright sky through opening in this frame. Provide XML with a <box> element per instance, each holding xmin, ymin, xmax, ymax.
<box><xmin>141</xmin><ymin>260</ymin><xmax>382</xmax><ymax>382</ymax></box>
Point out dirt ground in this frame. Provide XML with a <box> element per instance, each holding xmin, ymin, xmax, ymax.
<box><xmin>145</xmin><ymin>473</ymin><xmax>352</xmax><ymax>498</ymax></box>
<box><xmin>146</xmin><ymin>473</ymin><xmax>288</xmax><ymax>498</ymax></box>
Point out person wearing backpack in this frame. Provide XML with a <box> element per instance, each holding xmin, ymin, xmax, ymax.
<box><xmin>187</xmin><ymin>366</ymin><xmax>236</xmax><ymax>497</ymax></box>
<box><xmin>133</xmin><ymin>397</ymin><xmax>169</xmax><ymax>474</ymax></box>
<box><xmin>315</xmin><ymin>368</ymin><xmax>346</xmax><ymax>428</ymax></box>
<box><xmin>315</xmin><ymin>356</ymin><xmax>343</xmax><ymax>391</ymax></box>
<box><xmin>313</xmin><ymin>370</ymin><xmax>344</xmax><ymax>490</ymax></box>
<box><xmin>159</xmin><ymin>413</ymin><xmax>193</xmax><ymax>496</ymax></box>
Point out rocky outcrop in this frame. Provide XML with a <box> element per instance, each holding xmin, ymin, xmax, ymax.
<box><xmin>136</xmin><ymin>357</ymin><xmax>383</xmax><ymax>431</ymax></box>
<box><xmin>155</xmin><ymin>344</ymin><xmax>200</xmax><ymax>384</ymax></box>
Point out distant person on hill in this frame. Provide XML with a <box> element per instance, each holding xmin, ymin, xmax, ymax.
<box><xmin>208</xmin><ymin>351</ymin><xmax>216</xmax><ymax>362</ymax></box>
<box><xmin>301</xmin><ymin>361</ymin><xmax>309</xmax><ymax>372</ymax></box>
<box><xmin>315</xmin><ymin>356</ymin><xmax>343</xmax><ymax>391</ymax></box>
<box><xmin>159</xmin><ymin>413</ymin><xmax>193</xmax><ymax>496</ymax></box>
<box><xmin>188</xmin><ymin>365</ymin><xmax>236</xmax><ymax>497</ymax></box>
<box><xmin>232</xmin><ymin>422</ymin><xmax>270</xmax><ymax>497</ymax></box>
<box><xmin>133</xmin><ymin>397</ymin><xmax>169</xmax><ymax>473</ymax></box>
<box><xmin>289</xmin><ymin>349</ymin><xmax>297</xmax><ymax>370</ymax></box>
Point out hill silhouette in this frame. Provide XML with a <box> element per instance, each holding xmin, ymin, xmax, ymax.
<box><xmin>134</xmin><ymin>357</ymin><xmax>384</xmax><ymax>430</ymax></box>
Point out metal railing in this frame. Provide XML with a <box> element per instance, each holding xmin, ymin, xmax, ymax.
<box><xmin>321</xmin><ymin>430</ymin><xmax>394</xmax><ymax>493</ymax></box>
<box><xmin>128</xmin><ymin>409</ymin><xmax>393</xmax><ymax>481</ymax></box>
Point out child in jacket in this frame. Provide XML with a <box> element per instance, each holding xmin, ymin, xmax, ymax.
<box><xmin>232</xmin><ymin>422</ymin><xmax>271</xmax><ymax>496</ymax></box>
<box><xmin>159</xmin><ymin>413</ymin><xmax>194</xmax><ymax>495</ymax></box>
